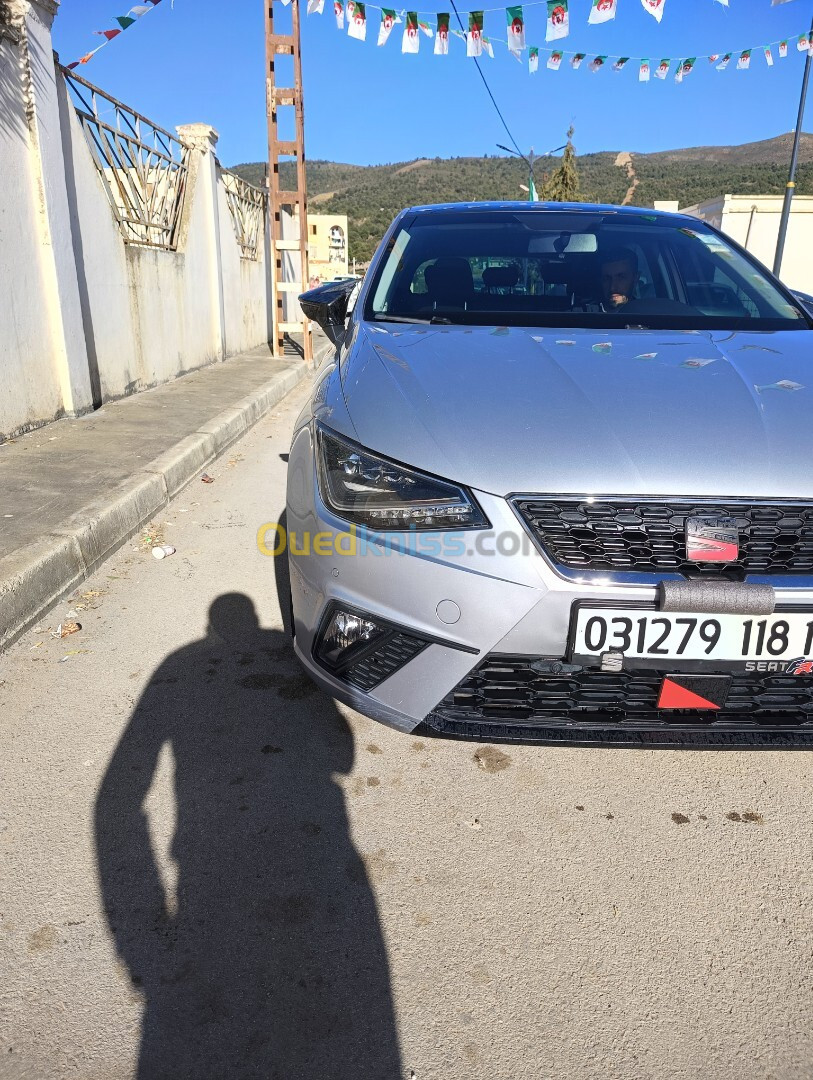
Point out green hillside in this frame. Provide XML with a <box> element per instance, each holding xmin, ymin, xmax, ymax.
<box><xmin>231</xmin><ymin>133</ymin><xmax>813</xmax><ymax>263</ymax></box>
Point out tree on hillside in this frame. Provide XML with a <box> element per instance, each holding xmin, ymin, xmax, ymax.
<box><xmin>540</xmin><ymin>126</ymin><xmax>580</xmax><ymax>202</ymax></box>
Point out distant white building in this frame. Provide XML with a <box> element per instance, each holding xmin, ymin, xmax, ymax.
<box><xmin>678</xmin><ymin>194</ymin><xmax>813</xmax><ymax>295</ymax></box>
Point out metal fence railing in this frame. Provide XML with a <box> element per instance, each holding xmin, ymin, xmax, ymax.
<box><xmin>62</xmin><ymin>67</ymin><xmax>189</xmax><ymax>251</ymax></box>
<box><xmin>221</xmin><ymin>169</ymin><xmax>266</xmax><ymax>261</ymax></box>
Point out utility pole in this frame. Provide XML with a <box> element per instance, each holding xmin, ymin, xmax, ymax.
<box><xmin>265</xmin><ymin>0</ymin><xmax>312</xmax><ymax>361</ymax></box>
<box><xmin>773</xmin><ymin>17</ymin><xmax>813</xmax><ymax>278</ymax></box>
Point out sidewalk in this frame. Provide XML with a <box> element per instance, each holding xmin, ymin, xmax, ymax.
<box><xmin>0</xmin><ymin>345</ymin><xmax>314</xmax><ymax>651</ymax></box>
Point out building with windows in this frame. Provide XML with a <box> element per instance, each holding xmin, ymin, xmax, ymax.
<box><xmin>303</xmin><ymin>213</ymin><xmax>349</xmax><ymax>284</ymax></box>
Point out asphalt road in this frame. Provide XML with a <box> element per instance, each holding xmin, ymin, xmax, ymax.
<box><xmin>3</xmin><ymin>375</ymin><xmax>813</xmax><ymax>1080</ymax></box>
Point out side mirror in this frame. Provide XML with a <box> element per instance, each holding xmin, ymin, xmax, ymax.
<box><xmin>791</xmin><ymin>289</ymin><xmax>813</xmax><ymax>318</ymax></box>
<box><xmin>298</xmin><ymin>279</ymin><xmax>357</xmax><ymax>345</ymax></box>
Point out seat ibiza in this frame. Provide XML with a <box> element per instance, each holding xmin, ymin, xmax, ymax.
<box><xmin>289</xmin><ymin>202</ymin><xmax>813</xmax><ymax>745</ymax></box>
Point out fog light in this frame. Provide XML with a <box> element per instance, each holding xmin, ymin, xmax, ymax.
<box><xmin>316</xmin><ymin>608</ymin><xmax>385</xmax><ymax>670</ymax></box>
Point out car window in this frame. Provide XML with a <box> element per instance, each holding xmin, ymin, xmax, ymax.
<box><xmin>364</xmin><ymin>210</ymin><xmax>808</xmax><ymax>331</ymax></box>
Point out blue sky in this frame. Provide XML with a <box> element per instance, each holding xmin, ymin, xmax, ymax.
<box><xmin>53</xmin><ymin>0</ymin><xmax>812</xmax><ymax>167</ymax></box>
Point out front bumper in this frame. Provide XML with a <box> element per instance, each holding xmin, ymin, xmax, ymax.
<box><xmin>287</xmin><ymin>426</ymin><xmax>813</xmax><ymax>745</ymax></box>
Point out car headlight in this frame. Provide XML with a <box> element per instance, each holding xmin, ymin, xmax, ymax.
<box><xmin>315</xmin><ymin>424</ymin><xmax>489</xmax><ymax>530</ymax></box>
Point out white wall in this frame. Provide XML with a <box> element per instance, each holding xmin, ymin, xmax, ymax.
<box><xmin>0</xmin><ymin>0</ymin><xmax>273</xmax><ymax>441</ymax></box>
<box><xmin>683</xmin><ymin>194</ymin><xmax>813</xmax><ymax>295</ymax></box>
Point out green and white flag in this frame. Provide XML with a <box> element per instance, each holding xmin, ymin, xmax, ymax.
<box><xmin>482</xmin><ymin>35</ymin><xmax>494</xmax><ymax>57</ymax></box>
<box><xmin>675</xmin><ymin>57</ymin><xmax>695</xmax><ymax>82</ymax></box>
<box><xmin>418</xmin><ymin>18</ymin><xmax>433</xmax><ymax>36</ymax></box>
<box><xmin>613</xmin><ymin>56</ymin><xmax>629</xmax><ymax>71</ymax></box>
<box><xmin>764</xmin><ymin>45</ymin><xmax>774</xmax><ymax>66</ymax></box>
<box><xmin>546</xmin><ymin>0</ymin><xmax>568</xmax><ymax>42</ymax></box>
<box><xmin>716</xmin><ymin>52</ymin><xmax>732</xmax><ymax>69</ymax></box>
<box><xmin>333</xmin><ymin>0</ymin><xmax>344</xmax><ymax>29</ymax></box>
<box><xmin>547</xmin><ymin>49</ymin><xmax>563</xmax><ymax>69</ymax></box>
<box><xmin>737</xmin><ymin>49</ymin><xmax>751</xmax><ymax>69</ymax></box>
<box><xmin>640</xmin><ymin>0</ymin><xmax>665</xmax><ymax>22</ymax></box>
<box><xmin>588</xmin><ymin>0</ymin><xmax>616</xmax><ymax>24</ymax></box>
<box><xmin>779</xmin><ymin>40</ymin><xmax>788</xmax><ymax>58</ymax></box>
<box><xmin>347</xmin><ymin>2</ymin><xmax>366</xmax><ymax>40</ymax></box>
<box><xmin>402</xmin><ymin>11</ymin><xmax>420</xmax><ymax>52</ymax></box>
<box><xmin>307</xmin><ymin>0</ymin><xmax>325</xmax><ymax>15</ymax></box>
<box><xmin>639</xmin><ymin>57</ymin><xmax>650</xmax><ymax>81</ymax></box>
<box><xmin>654</xmin><ymin>58</ymin><xmax>670</xmax><ymax>79</ymax></box>
<box><xmin>589</xmin><ymin>55</ymin><xmax>606</xmax><ymax>72</ymax></box>
<box><xmin>798</xmin><ymin>34</ymin><xmax>809</xmax><ymax>52</ymax></box>
<box><xmin>506</xmin><ymin>7</ymin><xmax>525</xmax><ymax>52</ymax></box>
<box><xmin>377</xmin><ymin>8</ymin><xmax>396</xmax><ymax>45</ymax></box>
<box><xmin>467</xmin><ymin>10</ymin><xmax>484</xmax><ymax>56</ymax></box>
<box><xmin>346</xmin><ymin>1</ymin><xmax>356</xmax><ymax>22</ymax></box>
<box><xmin>528</xmin><ymin>174</ymin><xmax>538</xmax><ymax>202</ymax></box>
<box><xmin>434</xmin><ymin>12</ymin><xmax>450</xmax><ymax>53</ymax></box>
<box><xmin>529</xmin><ymin>45</ymin><xmax>539</xmax><ymax>72</ymax></box>
<box><xmin>570</xmin><ymin>52</ymin><xmax>585</xmax><ymax>69</ymax></box>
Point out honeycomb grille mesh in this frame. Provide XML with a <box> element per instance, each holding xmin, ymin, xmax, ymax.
<box><xmin>430</xmin><ymin>654</ymin><xmax>813</xmax><ymax>729</ymax></box>
<box><xmin>514</xmin><ymin>498</ymin><xmax>813</xmax><ymax>577</ymax></box>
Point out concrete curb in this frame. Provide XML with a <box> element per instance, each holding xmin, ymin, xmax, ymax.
<box><xmin>0</xmin><ymin>359</ymin><xmax>309</xmax><ymax>652</ymax></box>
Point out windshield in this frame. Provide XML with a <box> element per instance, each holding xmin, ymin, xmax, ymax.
<box><xmin>365</xmin><ymin>209</ymin><xmax>808</xmax><ymax>331</ymax></box>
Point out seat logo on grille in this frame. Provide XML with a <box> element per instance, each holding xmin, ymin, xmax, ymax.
<box><xmin>686</xmin><ymin>516</ymin><xmax>739</xmax><ymax>562</ymax></box>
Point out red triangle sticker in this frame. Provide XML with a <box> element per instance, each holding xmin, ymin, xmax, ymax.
<box><xmin>658</xmin><ymin>678</ymin><xmax>721</xmax><ymax>710</ymax></box>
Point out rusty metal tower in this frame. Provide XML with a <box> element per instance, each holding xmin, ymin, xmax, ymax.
<box><xmin>265</xmin><ymin>0</ymin><xmax>312</xmax><ymax>361</ymax></box>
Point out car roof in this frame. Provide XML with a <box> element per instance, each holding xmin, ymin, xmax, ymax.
<box><xmin>401</xmin><ymin>200</ymin><xmax>698</xmax><ymax>225</ymax></box>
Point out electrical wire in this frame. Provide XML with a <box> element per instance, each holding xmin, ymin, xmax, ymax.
<box><xmin>449</xmin><ymin>0</ymin><xmax>529</xmax><ymax>163</ymax></box>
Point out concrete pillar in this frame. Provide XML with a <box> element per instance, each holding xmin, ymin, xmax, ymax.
<box><xmin>176</xmin><ymin>123</ymin><xmax>227</xmax><ymax>362</ymax></box>
<box><xmin>1</xmin><ymin>0</ymin><xmax>93</xmax><ymax>418</ymax></box>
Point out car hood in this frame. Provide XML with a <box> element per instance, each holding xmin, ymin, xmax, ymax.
<box><xmin>339</xmin><ymin>323</ymin><xmax>813</xmax><ymax>499</ymax></box>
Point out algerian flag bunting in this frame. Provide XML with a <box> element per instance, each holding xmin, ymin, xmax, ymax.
<box><xmin>529</xmin><ymin>45</ymin><xmax>539</xmax><ymax>72</ymax></box>
<box><xmin>779</xmin><ymin>40</ymin><xmax>788</xmax><ymax>58</ymax></box>
<box><xmin>588</xmin><ymin>0</ymin><xmax>616</xmax><ymax>24</ymax></box>
<box><xmin>675</xmin><ymin>57</ymin><xmax>695</xmax><ymax>82</ymax></box>
<box><xmin>346</xmin><ymin>1</ymin><xmax>356</xmax><ymax>22</ymax></box>
<box><xmin>654</xmin><ymin>58</ymin><xmax>670</xmax><ymax>79</ymax></box>
<box><xmin>798</xmin><ymin>34</ymin><xmax>809</xmax><ymax>52</ymax></box>
<box><xmin>402</xmin><ymin>11</ymin><xmax>420</xmax><ymax>52</ymax></box>
<box><xmin>418</xmin><ymin>19</ymin><xmax>433</xmax><ymax>36</ymax></box>
<box><xmin>589</xmin><ymin>55</ymin><xmax>606</xmax><ymax>72</ymax></box>
<box><xmin>737</xmin><ymin>49</ymin><xmax>751</xmax><ymax>69</ymax></box>
<box><xmin>333</xmin><ymin>1</ymin><xmax>344</xmax><ymax>29</ymax></box>
<box><xmin>378</xmin><ymin>8</ymin><xmax>396</xmax><ymax>45</ymax></box>
<box><xmin>307</xmin><ymin>0</ymin><xmax>324</xmax><ymax>14</ymax></box>
<box><xmin>613</xmin><ymin>56</ymin><xmax>629</xmax><ymax>71</ymax></box>
<box><xmin>639</xmin><ymin>57</ymin><xmax>650</xmax><ymax>81</ymax></box>
<box><xmin>640</xmin><ymin>0</ymin><xmax>665</xmax><ymax>23</ymax></box>
<box><xmin>547</xmin><ymin>50</ymin><xmax>563</xmax><ymax>69</ymax></box>
<box><xmin>764</xmin><ymin>45</ymin><xmax>774</xmax><ymax>66</ymax></box>
<box><xmin>347</xmin><ymin>2</ymin><xmax>366</xmax><ymax>41</ymax></box>
<box><xmin>434</xmin><ymin>12</ymin><xmax>450</xmax><ymax>53</ymax></box>
<box><xmin>482</xmin><ymin>35</ymin><xmax>494</xmax><ymax>57</ymax></box>
<box><xmin>467</xmin><ymin>11</ymin><xmax>484</xmax><ymax>56</ymax></box>
<box><xmin>506</xmin><ymin>6</ymin><xmax>525</xmax><ymax>52</ymax></box>
<box><xmin>716</xmin><ymin>52</ymin><xmax>731</xmax><ymax>70</ymax></box>
<box><xmin>545</xmin><ymin>0</ymin><xmax>568</xmax><ymax>42</ymax></box>
<box><xmin>570</xmin><ymin>52</ymin><xmax>585</xmax><ymax>69</ymax></box>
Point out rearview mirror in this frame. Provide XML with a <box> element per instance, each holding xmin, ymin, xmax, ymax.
<box><xmin>299</xmin><ymin>279</ymin><xmax>357</xmax><ymax>344</ymax></box>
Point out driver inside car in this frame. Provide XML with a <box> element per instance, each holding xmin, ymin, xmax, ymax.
<box><xmin>600</xmin><ymin>248</ymin><xmax>639</xmax><ymax>310</ymax></box>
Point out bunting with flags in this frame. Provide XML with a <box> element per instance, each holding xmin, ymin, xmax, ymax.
<box><xmin>588</xmin><ymin>0</ymin><xmax>616</xmax><ymax>24</ymax></box>
<box><xmin>613</xmin><ymin>56</ymin><xmax>629</xmax><ymax>71</ymax></box>
<box><xmin>570</xmin><ymin>51</ymin><xmax>585</xmax><ymax>68</ymax></box>
<box><xmin>378</xmin><ymin>8</ymin><xmax>397</xmax><ymax>44</ymax></box>
<box><xmin>467</xmin><ymin>10</ymin><xmax>484</xmax><ymax>55</ymax></box>
<box><xmin>716</xmin><ymin>52</ymin><xmax>732</xmax><ymax>69</ymax></box>
<box><xmin>640</xmin><ymin>0</ymin><xmax>665</xmax><ymax>22</ymax></box>
<box><xmin>334</xmin><ymin>1</ymin><xmax>344</xmax><ymax>29</ymax></box>
<box><xmin>654</xmin><ymin>57</ymin><xmax>670</xmax><ymax>78</ymax></box>
<box><xmin>737</xmin><ymin>48</ymin><xmax>751</xmax><ymax>68</ymax></box>
<box><xmin>548</xmin><ymin>49</ymin><xmax>563</xmax><ymax>69</ymax></box>
<box><xmin>348</xmin><ymin>3</ymin><xmax>367</xmax><ymax>40</ymax></box>
<box><xmin>67</xmin><ymin>0</ymin><xmax>162</xmax><ymax>69</ymax></box>
<box><xmin>675</xmin><ymin>56</ymin><xmax>695</xmax><ymax>81</ymax></box>
<box><xmin>639</xmin><ymin>57</ymin><xmax>650</xmax><ymax>80</ymax></box>
<box><xmin>589</xmin><ymin>54</ymin><xmax>606</xmax><ymax>71</ymax></box>
<box><xmin>529</xmin><ymin>45</ymin><xmax>539</xmax><ymax>71</ymax></box>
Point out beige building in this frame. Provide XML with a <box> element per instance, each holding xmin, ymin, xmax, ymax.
<box><xmin>303</xmin><ymin>212</ymin><xmax>349</xmax><ymax>284</ymax></box>
<box><xmin>672</xmin><ymin>195</ymin><xmax>813</xmax><ymax>295</ymax></box>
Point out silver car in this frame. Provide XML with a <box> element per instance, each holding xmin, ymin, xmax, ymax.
<box><xmin>289</xmin><ymin>202</ymin><xmax>813</xmax><ymax>745</ymax></box>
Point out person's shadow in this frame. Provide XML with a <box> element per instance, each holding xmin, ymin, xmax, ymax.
<box><xmin>95</xmin><ymin>591</ymin><xmax>403</xmax><ymax>1079</ymax></box>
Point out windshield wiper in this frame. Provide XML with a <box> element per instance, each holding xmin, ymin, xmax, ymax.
<box><xmin>372</xmin><ymin>313</ymin><xmax>456</xmax><ymax>325</ymax></box>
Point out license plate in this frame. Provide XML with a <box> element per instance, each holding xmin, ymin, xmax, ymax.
<box><xmin>570</xmin><ymin>607</ymin><xmax>813</xmax><ymax>673</ymax></box>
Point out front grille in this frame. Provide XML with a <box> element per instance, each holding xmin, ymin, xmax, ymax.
<box><xmin>427</xmin><ymin>655</ymin><xmax>813</xmax><ymax>734</ymax></box>
<box><xmin>343</xmin><ymin>632</ymin><xmax>427</xmax><ymax>691</ymax></box>
<box><xmin>514</xmin><ymin>497</ymin><xmax>813</xmax><ymax>577</ymax></box>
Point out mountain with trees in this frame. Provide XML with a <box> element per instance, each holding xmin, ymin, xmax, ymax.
<box><xmin>231</xmin><ymin>132</ymin><xmax>813</xmax><ymax>262</ymax></box>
